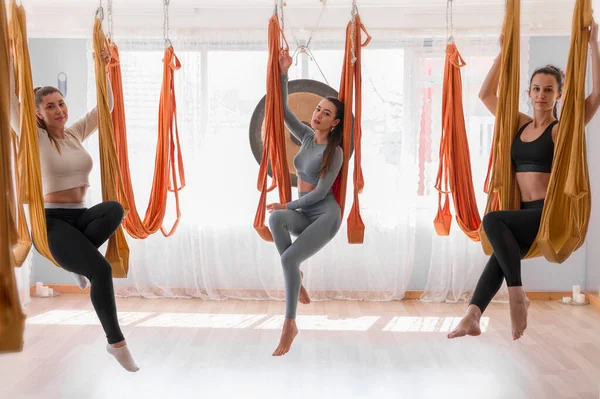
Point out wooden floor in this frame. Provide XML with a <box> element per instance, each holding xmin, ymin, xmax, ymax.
<box><xmin>2</xmin><ymin>294</ymin><xmax>600</xmax><ymax>399</ymax></box>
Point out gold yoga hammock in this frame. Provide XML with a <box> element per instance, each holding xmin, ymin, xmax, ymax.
<box><xmin>7</xmin><ymin>6</ymin><xmax>131</xmax><ymax>277</ymax></box>
<box><xmin>8</xmin><ymin>0</ymin><xmax>58</xmax><ymax>267</ymax></box>
<box><xmin>92</xmin><ymin>16</ymin><xmax>130</xmax><ymax>277</ymax></box>
<box><xmin>0</xmin><ymin>0</ymin><xmax>25</xmax><ymax>354</ymax></box>
<box><xmin>480</xmin><ymin>0</ymin><xmax>592</xmax><ymax>263</ymax></box>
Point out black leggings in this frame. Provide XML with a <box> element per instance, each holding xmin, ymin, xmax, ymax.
<box><xmin>470</xmin><ymin>200</ymin><xmax>544</xmax><ymax>313</ymax></box>
<box><xmin>44</xmin><ymin>201</ymin><xmax>125</xmax><ymax>344</ymax></box>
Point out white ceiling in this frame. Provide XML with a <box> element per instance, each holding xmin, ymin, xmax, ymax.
<box><xmin>12</xmin><ymin>0</ymin><xmax>600</xmax><ymax>38</ymax></box>
<box><xmin>20</xmin><ymin>0</ymin><xmax>583</xmax><ymax>7</ymax></box>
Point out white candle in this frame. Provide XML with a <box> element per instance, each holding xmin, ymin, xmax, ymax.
<box><xmin>562</xmin><ymin>296</ymin><xmax>572</xmax><ymax>303</ymax></box>
<box><xmin>577</xmin><ymin>293</ymin><xmax>586</xmax><ymax>304</ymax></box>
<box><xmin>35</xmin><ymin>282</ymin><xmax>44</xmax><ymax>296</ymax></box>
<box><xmin>41</xmin><ymin>286</ymin><xmax>49</xmax><ymax>297</ymax></box>
<box><xmin>573</xmin><ymin>285</ymin><xmax>581</xmax><ymax>299</ymax></box>
<box><xmin>48</xmin><ymin>288</ymin><xmax>54</xmax><ymax>296</ymax></box>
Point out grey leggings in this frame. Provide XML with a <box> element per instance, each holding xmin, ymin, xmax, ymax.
<box><xmin>269</xmin><ymin>192</ymin><xmax>341</xmax><ymax>319</ymax></box>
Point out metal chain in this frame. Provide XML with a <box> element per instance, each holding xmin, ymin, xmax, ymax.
<box><xmin>164</xmin><ymin>0</ymin><xmax>171</xmax><ymax>48</ymax></box>
<box><xmin>274</xmin><ymin>0</ymin><xmax>285</xmax><ymax>47</ymax></box>
<box><xmin>280</xmin><ymin>0</ymin><xmax>285</xmax><ymax>32</ymax></box>
<box><xmin>351</xmin><ymin>0</ymin><xmax>357</xmax><ymax>65</ymax></box>
<box><xmin>273</xmin><ymin>0</ymin><xmax>285</xmax><ymax>29</ymax></box>
<box><xmin>446</xmin><ymin>0</ymin><xmax>454</xmax><ymax>43</ymax></box>
<box><xmin>107</xmin><ymin>0</ymin><xmax>113</xmax><ymax>40</ymax></box>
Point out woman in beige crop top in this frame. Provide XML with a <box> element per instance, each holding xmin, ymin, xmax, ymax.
<box><xmin>9</xmin><ymin>49</ymin><xmax>114</xmax><ymax>204</ymax></box>
<box><xmin>9</xmin><ymin>47</ymin><xmax>139</xmax><ymax>372</ymax></box>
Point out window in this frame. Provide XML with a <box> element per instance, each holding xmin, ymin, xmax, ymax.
<box><xmin>87</xmin><ymin>36</ymin><xmax>528</xmax><ymax>228</ymax></box>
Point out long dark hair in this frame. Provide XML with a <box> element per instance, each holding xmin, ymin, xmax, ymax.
<box><xmin>529</xmin><ymin>65</ymin><xmax>563</xmax><ymax>119</ymax></box>
<box><xmin>34</xmin><ymin>86</ymin><xmax>64</xmax><ymax>153</ymax></box>
<box><xmin>318</xmin><ymin>96</ymin><xmax>344</xmax><ymax>177</ymax></box>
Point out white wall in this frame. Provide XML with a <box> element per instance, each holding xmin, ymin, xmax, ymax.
<box><xmin>587</xmin><ymin>118</ymin><xmax>600</xmax><ymax>294</ymax></box>
<box><xmin>518</xmin><ymin>36</ymin><xmax>588</xmax><ymax>291</ymax></box>
<box><xmin>586</xmin><ymin>57</ymin><xmax>600</xmax><ymax>295</ymax></box>
<box><xmin>28</xmin><ymin>36</ymin><xmax>589</xmax><ymax>291</ymax></box>
<box><xmin>28</xmin><ymin>38</ymin><xmax>89</xmax><ymax>285</ymax></box>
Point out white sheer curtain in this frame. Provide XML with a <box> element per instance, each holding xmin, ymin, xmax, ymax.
<box><xmin>13</xmin><ymin>255</ymin><xmax>32</xmax><ymax>306</ymax></box>
<box><xmin>82</xmin><ymin>29</ymin><xmax>529</xmax><ymax>303</ymax></box>
<box><xmin>421</xmin><ymin>37</ymin><xmax>531</xmax><ymax>303</ymax></box>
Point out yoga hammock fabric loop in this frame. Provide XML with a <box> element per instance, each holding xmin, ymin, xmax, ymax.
<box><xmin>0</xmin><ymin>0</ymin><xmax>25</xmax><ymax>354</ymax></box>
<box><xmin>11</xmin><ymin>132</ymin><xmax>32</xmax><ymax>266</ymax></box>
<box><xmin>92</xmin><ymin>17</ymin><xmax>130</xmax><ymax>277</ymax></box>
<box><xmin>433</xmin><ymin>43</ymin><xmax>482</xmax><ymax>241</ymax></box>
<box><xmin>480</xmin><ymin>0</ymin><xmax>592</xmax><ymax>263</ymax></box>
<box><xmin>8</xmin><ymin>0</ymin><xmax>59</xmax><ymax>267</ymax></box>
<box><xmin>333</xmin><ymin>11</ymin><xmax>370</xmax><ymax>244</ymax></box>
<box><xmin>254</xmin><ymin>13</ymin><xmax>292</xmax><ymax>242</ymax></box>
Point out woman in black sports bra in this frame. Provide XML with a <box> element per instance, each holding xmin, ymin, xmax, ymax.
<box><xmin>449</xmin><ymin>22</ymin><xmax>600</xmax><ymax>341</ymax></box>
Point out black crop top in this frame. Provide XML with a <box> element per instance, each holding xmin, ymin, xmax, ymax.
<box><xmin>510</xmin><ymin>120</ymin><xmax>557</xmax><ymax>173</ymax></box>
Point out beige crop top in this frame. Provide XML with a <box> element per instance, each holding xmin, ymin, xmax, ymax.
<box><xmin>9</xmin><ymin>61</ymin><xmax>114</xmax><ymax>196</ymax></box>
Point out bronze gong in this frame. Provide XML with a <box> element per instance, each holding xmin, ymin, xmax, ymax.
<box><xmin>249</xmin><ymin>79</ymin><xmax>354</xmax><ymax>187</ymax></box>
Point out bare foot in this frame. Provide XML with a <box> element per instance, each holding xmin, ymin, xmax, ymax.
<box><xmin>272</xmin><ymin>318</ymin><xmax>298</xmax><ymax>356</ymax></box>
<box><xmin>509</xmin><ymin>287</ymin><xmax>529</xmax><ymax>340</ymax></box>
<box><xmin>448</xmin><ymin>305</ymin><xmax>482</xmax><ymax>339</ymax></box>
<box><xmin>299</xmin><ymin>271</ymin><xmax>311</xmax><ymax>305</ymax></box>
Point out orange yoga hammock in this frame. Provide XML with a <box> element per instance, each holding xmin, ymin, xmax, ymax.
<box><xmin>254</xmin><ymin>10</ymin><xmax>370</xmax><ymax>244</ymax></box>
<box><xmin>333</xmin><ymin>10</ymin><xmax>370</xmax><ymax>243</ymax></box>
<box><xmin>107</xmin><ymin>39</ymin><xmax>186</xmax><ymax>239</ymax></box>
<box><xmin>0</xmin><ymin>0</ymin><xmax>25</xmax><ymax>354</ymax></box>
<box><xmin>434</xmin><ymin>43</ymin><xmax>482</xmax><ymax>241</ymax></box>
<box><xmin>253</xmin><ymin>13</ymin><xmax>293</xmax><ymax>241</ymax></box>
<box><xmin>480</xmin><ymin>0</ymin><xmax>591</xmax><ymax>263</ymax></box>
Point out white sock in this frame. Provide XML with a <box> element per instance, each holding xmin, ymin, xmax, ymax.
<box><xmin>106</xmin><ymin>344</ymin><xmax>140</xmax><ymax>372</ymax></box>
<box><xmin>71</xmin><ymin>273</ymin><xmax>89</xmax><ymax>290</ymax></box>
